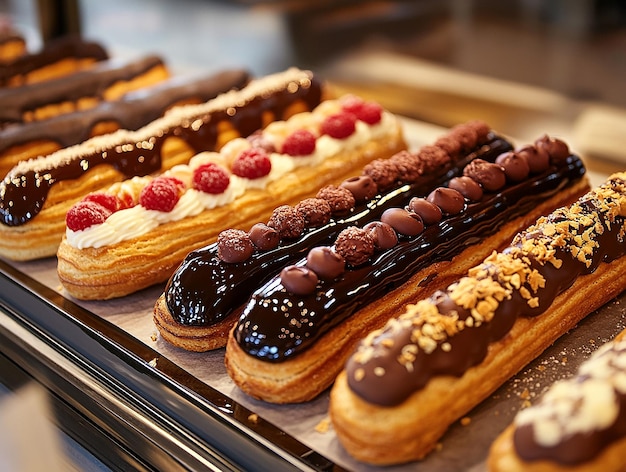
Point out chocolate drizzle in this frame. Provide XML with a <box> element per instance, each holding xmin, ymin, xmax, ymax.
<box><xmin>343</xmin><ymin>174</ymin><xmax>625</xmax><ymax>408</ymax></box>
<box><xmin>0</xmin><ymin>69</ymin><xmax>321</xmax><ymax>226</ymax></box>
<box><xmin>164</xmin><ymin>131</ymin><xmax>512</xmax><ymax>327</ymax></box>
<box><xmin>233</xmin><ymin>154</ymin><xmax>585</xmax><ymax>363</ymax></box>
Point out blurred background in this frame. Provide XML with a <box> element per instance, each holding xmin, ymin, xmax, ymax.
<box><xmin>2</xmin><ymin>0</ymin><xmax>625</xmax><ymax>172</ymax></box>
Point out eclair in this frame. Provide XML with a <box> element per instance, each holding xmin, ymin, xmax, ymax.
<box><xmin>57</xmin><ymin>94</ymin><xmax>406</xmax><ymax>299</ymax></box>
<box><xmin>0</xmin><ymin>55</ymin><xmax>170</xmax><ymax>129</ymax></box>
<box><xmin>154</xmin><ymin>120</ymin><xmax>513</xmax><ymax>352</ymax></box>
<box><xmin>0</xmin><ymin>69</ymin><xmax>251</xmax><ymax>178</ymax></box>
<box><xmin>488</xmin><ymin>328</ymin><xmax>626</xmax><ymax>472</ymax></box>
<box><xmin>328</xmin><ymin>172</ymin><xmax>626</xmax><ymax>466</ymax></box>
<box><xmin>224</xmin><ymin>135</ymin><xmax>588</xmax><ymax>404</ymax></box>
<box><xmin>0</xmin><ymin>35</ymin><xmax>108</xmax><ymax>87</ymax></box>
<box><xmin>0</xmin><ymin>68</ymin><xmax>323</xmax><ymax>261</ymax></box>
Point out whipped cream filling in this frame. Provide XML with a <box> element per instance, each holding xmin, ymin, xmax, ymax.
<box><xmin>66</xmin><ymin>108</ymin><xmax>395</xmax><ymax>249</ymax></box>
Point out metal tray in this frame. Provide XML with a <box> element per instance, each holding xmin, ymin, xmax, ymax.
<box><xmin>0</xmin><ymin>120</ymin><xmax>623</xmax><ymax>472</ymax></box>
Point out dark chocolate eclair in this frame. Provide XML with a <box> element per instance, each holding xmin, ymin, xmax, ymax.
<box><xmin>344</xmin><ymin>172</ymin><xmax>626</xmax><ymax>407</ymax></box>
<box><xmin>0</xmin><ymin>55</ymin><xmax>168</xmax><ymax>128</ymax></box>
<box><xmin>233</xmin><ymin>144</ymin><xmax>585</xmax><ymax>363</ymax></box>
<box><xmin>0</xmin><ymin>68</ymin><xmax>320</xmax><ymax>227</ymax></box>
<box><xmin>0</xmin><ymin>69</ymin><xmax>251</xmax><ymax>152</ymax></box>
<box><xmin>163</xmin><ymin>122</ymin><xmax>512</xmax><ymax>327</ymax></box>
<box><xmin>0</xmin><ymin>35</ymin><xmax>108</xmax><ymax>87</ymax></box>
<box><xmin>512</xmin><ymin>334</ymin><xmax>626</xmax><ymax>466</ymax></box>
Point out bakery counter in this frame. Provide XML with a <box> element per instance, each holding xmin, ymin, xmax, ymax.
<box><xmin>0</xmin><ymin>116</ymin><xmax>624</xmax><ymax>471</ymax></box>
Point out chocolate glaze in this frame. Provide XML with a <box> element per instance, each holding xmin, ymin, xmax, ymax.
<box><xmin>234</xmin><ymin>155</ymin><xmax>586</xmax><ymax>362</ymax></box>
<box><xmin>0</xmin><ymin>35</ymin><xmax>108</xmax><ymax>86</ymax></box>
<box><xmin>513</xmin><ymin>343</ymin><xmax>626</xmax><ymax>465</ymax></box>
<box><xmin>0</xmin><ymin>69</ymin><xmax>250</xmax><ymax>152</ymax></box>
<box><xmin>164</xmin><ymin>134</ymin><xmax>513</xmax><ymax>326</ymax></box>
<box><xmin>0</xmin><ymin>70</ymin><xmax>321</xmax><ymax>226</ymax></box>
<box><xmin>0</xmin><ymin>55</ymin><xmax>166</xmax><ymax>127</ymax></box>
<box><xmin>344</xmin><ymin>174</ymin><xmax>625</xmax><ymax>409</ymax></box>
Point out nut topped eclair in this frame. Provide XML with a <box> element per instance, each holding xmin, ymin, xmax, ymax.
<box><xmin>329</xmin><ymin>172</ymin><xmax>626</xmax><ymax>466</ymax></box>
<box><xmin>154</xmin><ymin>120</ymin><xmax>513</xmax><ymax>352</ymax></box>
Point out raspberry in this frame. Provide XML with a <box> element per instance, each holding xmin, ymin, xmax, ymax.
<box><xmin>139</xmin><ymin>176</ymin><xmax>183</xmax><ymax>212</ymax></box>
<box><xmin>341</xmin><ymin>97</ymin><xmax>383</xmax><ymax>125</ymax></box>
<box><xmin>320</xmin><ymin>112</ymin><xmax>357</xmax><ymax>139</ymax></box>
<box><xmin>282</xmin><ymin>129</ymin><xmax>316</xmax><ymax>156</ymax></box>
<box><xmin>192</xmin><ymin>163</ymin><xmax>230</xmax><ymax>194</ymax></box>
<box><xmin>232</xmin><ymin>148</ymin><xmax>272</xmax><ymax>179</ymax></box>
<box><xmin>66</xmin><ymin>201</ymin><xmax>112</xmax><ymax>231</ymax></box>
<box><xmin>83</xmin><ymin>192</ymin><xmax>123</xmax><ymax>213</ymax></box>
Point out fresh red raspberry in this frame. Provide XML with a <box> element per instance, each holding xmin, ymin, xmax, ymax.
<box><xmin>282</xmin><ymin>129</ymin><xmax>316</xmax><ymax>156</ymax></box>
<box><xmin>232</xmin><ymin>148</ymin><xmax>272</xmax><ymax>179</ymax></box>
<box><xmin>83</xmin><ymin>192</ymin><xmax>123</xmax><ymax>213</ymax></box>
<box><xmin>341</xmin><ymin>97</ymin><xmax>383</xmax><ymax>125</ymax></box>
<box><xmin>66</xmin><ymin>201</ymin><xmax>112</xmax><ymax>231</ymax></box>
<box><xmin>139</xmin><ymin>176</ymin><xmax>184</xmax><ymax>212</ymax></box>
<box><xmin>320</xmin><ymin>112</ymin><xmax>357</xmax><ymax>139</ymax></box>
<box><xmin>192</xmin><ymin>163</ymin><xmax>230</xmax><ymax>194</ymax></box>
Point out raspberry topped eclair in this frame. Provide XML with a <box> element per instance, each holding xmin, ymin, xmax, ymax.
<box><xmin>0</xmin><ymin>68</ymin><xmax>323</xmax><ymax>261</ymax></box>
<box><xmin>329</xmin><ymin>172</ymin><xmax>626</xmax><ymax>466</ymax></box>
<box><xmin>154</xmin><ymin>120</ymin><xmax>513</xmax><ymax>352</ymax></box>
<box><xmin>57</xmin><ymin>94</ymin><xmax>406</xmax><ymax>299</ymax></box>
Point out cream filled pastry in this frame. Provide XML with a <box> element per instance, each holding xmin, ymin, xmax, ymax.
<box><xmin>224</xmin><ymin>135</ymin><xmax>588</xmax><ymax>404</ymax></box>
<box><xmin>57</xmin><ymin>94</ymin><xmax>405</xmax><ymax>299</ymax></box>
<box><xmin>488</xmin><ymin>328</ymin><xmax>626</xmax><ymax>472</ymax></box>
<box><xmin>154</xmin><ymin>120</ymin><xmax>512</xmax><ymax>352</ymax></box>
<box><xmin>0</xmin><ymin>67</ymin><xmax>323</xmax><ymax>261</ymax></box>
<box><xmin>328</xmin><ymin>172</ymin><xmax>626</xmax><ymax>466</ymax></box>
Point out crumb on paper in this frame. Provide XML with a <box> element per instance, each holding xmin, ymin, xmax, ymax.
<box><xmin>248</xmin><ymin>413</ymin><xmax>259</xmax><ymax>424</ymax></box>
<box><xmin>315</xmin><ymin>417</ymin><xmax>331</xmax><ymax>434</ymax></box>
<box><xmin>149</xmin><ymin>357</ymin><xmax>158</xmax><ymax>367</ymax></box>
<box><xmin>150</xmin><ymin>331</ymin><xmax>158</xmax><ymax>342</ymax></box>
<box><xmin>460</xmin><ymin>416</ymin><xmax>471</xmax><ymax>426</ymax></box>
<box><xmin>435</xmin><ymin>442</ymin><xmax>443</xmax><ymax>452</ymax></box>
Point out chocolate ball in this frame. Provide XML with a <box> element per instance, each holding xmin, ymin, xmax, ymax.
<box><xmin>381</xmin><ymin>208</ymin><xmax>424</xmax><ymax>236</ymax></box>
<box><xmin>306</xmin><ymin>246</ymin><xmax>345</xmax><ymax>279</ymax></box>
<box><xmin>217</xmin><ymin>229</ymin><xmax>254</xmax><ymax>263</ymax></box>
<box><xmin>448</xmin><ymin>176</ymin><xmax>484</xmax><ymax>201</ymax></box>
<box><xmin>463</xmin><ymin>159</ymin><xmax>506</xmax><ymax>192</ymax></box>
<box><xmin>280</xmin><ymin>265</ymin><xmax>318</xmax><ymax>295</ymax></box>
<box><xmin>408</xmin><ymin>198</ymin><xmax>443</xmax><ymax>225</ymax></box>
<box><xmin>267</xmin><ymin>205</ymin><xmax>305</xmax><ymax>239</ymax></box>
<box><xmin>496</xmin><ymin>151</ymin><xmax>530</xmax><ymax>182</ymax></box>
<box><xmin>427</xmin><ymin>187</ymin><xmax>465</xmax><ymax>214</ymax></box>
<box><xmin>248</xmin><ymin>223</ymin><xmax>280</xmax><ymax>250</ymax></box>
<box><xmin>334</xmin><ymin>227</ymin><xmax>376</xmax><ymax>266</ymax></box>
<box><xmin>363</xmin><ymin>221</ymin><xmax>398</xmax><ymax>249</ymax></box>
<box><xmin>341</xmin><ymin>175</ymin><xmax>378</xmax><ymax>202</ymax></box>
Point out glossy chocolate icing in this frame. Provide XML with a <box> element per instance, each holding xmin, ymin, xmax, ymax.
<box><xmin>234</xmin><ymin>155</ymin><xmax>586</xmax><ymax>363</ymax></box>
<box><xmin>164</xmin><ymin>134</ymin><xmax>512</xmax><ymax>327</ymax></box>
<box><xmin>344</xmin><ymin>174</ymin><xmax>625</xmax><ymax>408</ymax></box>
<box><xmin>0</xmin><ymin>69</ymin><xmax>321</xmax><ymax>226</ymax></box>
<box><xmin>0</xmin><ymin>55</ymin><xmax>167</xmax><ymax>127</ymax></box>
<box><xmin>0</xmin><ymin>69</ymin><xmax>250</xmax><ymax>151</ymax></box>
<box><xmin>0</xmin><ymin>35</ymin><xmax>108</xmax><ymax>86</ymax></box>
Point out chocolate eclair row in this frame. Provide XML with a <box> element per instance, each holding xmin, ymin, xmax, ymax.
<box><xmin>329</xmin><ymin>172</ymin><xmax>626</xmax><ymax>466</ymax></box>
<box><xmin>223</xmin><ymin>135</ymin><xmax>588</xmax><ymax>404</ymax></box>
<box><xmin>157</xmin><ymin>120</ymin><xmax>511</xmax><ymax>349</ymax></box>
